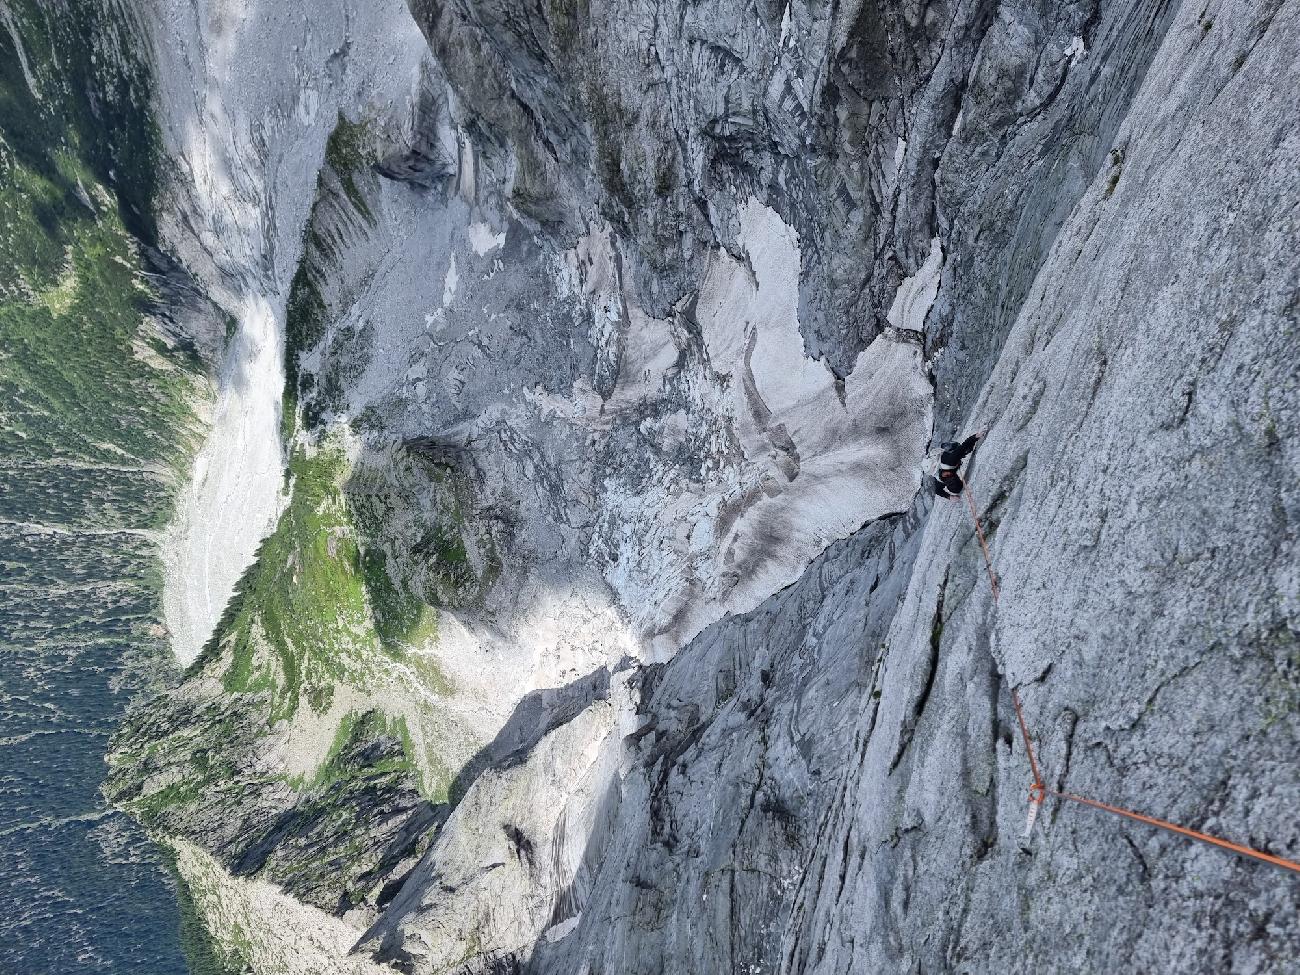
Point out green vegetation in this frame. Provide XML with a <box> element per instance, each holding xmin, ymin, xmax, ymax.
<box><xmin>0</xmin><ymin>1</ymin><xmax>200</xmax><ymax>475</ymax></box>
<box><xmin>175</xmin><ymin>432</ymin><xmax>486</xmax><ymax>812</ymax></box>
<box><xmin>0</xmin><ymin>1</ymin><xmax>161</xmax><ymax>245</ymax></box>
<box><xmin>0</xmin><ymin>4</ymin><xmax>203</xmax><ymax>567</ymax></box>
<box><xmin>654</xmin><ymin>151</ymin><xmax>678</xmax><ymax>199</ymax></box>
<box><xmin>216</xmin><ymin>448</ymin><xmax>375</xmax><ymax>721</ymax></box>
<box><xmin>586</xmin><ymin>83</ymin><xmax>637</xmax><ymax>220</ymax></box>
<box><xmin>282</xmin><ymin>114</ymin><xmax>378</xmax><ymax>427</ymax></box>
<box><xmin>546</xmin><ymin>0</ymin><xmax>588</xmax><ymax>56</ymax></box>
<box><xmin>361</xmin><ymin>543</ymin><xmax>438</xmax><ymax>648</ymax></box>
<box><xmin>134</xmin><ymin>778</ymin><xmax>204</xmax><ymax>822</ymax></box>
<box><xmin>348</xmin><ymin>452</ymin><xmax>486</xmax><ymax>614</ymax></box>
<box><xmin>206</xmin><ymin>441</ymin><xmax>479</xmax><ymax>728</ymax></box>
<box><xmin>0</xmin><ymin>148</ymin><xmax>201</xmax><ymax>472</ymax></box>
<box><xmin>310</xmin><ymin>709</ymin><xmax>416</xmax><ymax>792</ymax></box>
<box><xmin>283</xmin><ymin>257</ymin><xmax>327</xmax><ymax>413</ymax></box>
<box><xmin>1104</xmin><ymin>148</ymin><xmax>1125</xmax><ymax>200</ymax></box>
<box><xmin>323</xmin><ymin>114</ymin><xmax>375</xmax><ymax>222</ymax></box>
<box><xmin>1260</xmin><ymin>627</ymin><xmax>1299</xmax><ymax>731</ymax></box>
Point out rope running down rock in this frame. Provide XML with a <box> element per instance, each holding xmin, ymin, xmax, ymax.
<box><xmin>962</xmin><ymin>484</ymin><xmax>1300</xmax><ymax>876</ymax></box>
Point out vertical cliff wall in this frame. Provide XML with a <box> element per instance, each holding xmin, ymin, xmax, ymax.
<box><xmin>522</xmin><ymin>4</ymin><xmax>1300</xmax><ymax>972</ymax></box>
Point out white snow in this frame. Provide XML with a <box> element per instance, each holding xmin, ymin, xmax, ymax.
<box><xmin>442</xmin><ymin>253</ymin><xmax>459</xmax><ymax>307</ymax></box>
<box><xmin>886</xmin><ymin>237</ymin><xmax>944</xmax><ymax>333</ymax></box>
<box><xmin>1066</xmin><ymin>35</ymin><xmax>1087</xmax><ymax>60</ymax></box>
<box><xmin>162</xmin><ymin>296</ymin><xmax>286</xmax><ymax>664</ymax></box>
<box><xmin>589</xmin><ymin>201</ymin><xmax>934</xmax><ymax>658</ymax></box>
<box><xmin>467</xmin><ymin>221</ymin><xmax>506</xmax><ymax>255</ymax></box>
<box><xmin>673</xmin><ymin>202</ymin><xmax>931</xmax><ymax>643</ymax></box>
<box><xmin>542</xmin><ymin>915</ymin><xmax>581</xmax><ymax>943</ymax></box>
<box><xmin>457</xmin><ymin>132</ymin><xmax>476</xmax><ymax>202</ymax></box>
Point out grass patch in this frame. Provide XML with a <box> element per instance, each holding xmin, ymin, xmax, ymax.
<box><xmin>281</xmin><ymin>706</ymin><xmax>447</xmax><ymax>812</ymax></box>
<box><xmin>585</xmin><ymin>83</ymin><xmax>639</xmax><ymax>222</ymax></box>
<box><xmin>283</xmin><ymin>257</ymin><xmax>327</xmax><ymax>406</ymax></box>
<box><xmin>1261</xmin><ymin>627</ymin><xmax>1299</xmax><ymax>731</ymax></box>
<box><xmin>0</xmin><ymin>0</ymin><xmax>161</xmax><ymax>244</ymax></box>
<box><xmin>406</xmin><ymin>648</ymin><xmax>454</xmax><ymax>696</ymax></box>
<box><xmin>282</xmin><ymin>114</ymin><xmax>379</xmax><ymax>426</ymax></box>
<box><xmin>135</xmin><ymin>778</ymin><xmax>202</xmax><ymax>821</ymax></box>
<box><xmin>360</xmin><ymin>543</ymin><xmax>449</xmax><ymax>650</ymax></box>
<box><xmin>217</xmin><ymin>448</ymin><xmax>373</xmax><ymax>720</ymax></box>
<box><xmin>315</xmin><ymin>710</ymin><xmax>415</xmax><ymax>789</ymax></box>
<box><xmin>208</xmin><ymin>443</ymin><xmax>472</xmax><ymax>722</ymax></box>
<box><xmin>1103</xmin><ymin>148</ymin><xmax>1124</xmax><ymax>200</ymax></box>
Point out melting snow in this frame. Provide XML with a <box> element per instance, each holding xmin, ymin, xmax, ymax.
<box><xmin>442</xmin><ymin>253</ymin><xmax>459</xmax><ymax>307</ymax></box>
<box><xmin>886</xmin><ymin>237</ymin><xmax>944</xmax><ymax>334</ymax></box>
<box><xmin>163</xmin><ymin>296</ymin><xmax>286</xmax><ymax>665</ymax></box>
<box><xmin>601</xmin><ymin>201</ymin><xmax>934</xmax><ymax>657</ymax></box>
<box><xmin>467</xmin><ymin>221</ymin><xmax>506</xmax><ymax>255</ymax></box>
<box><xmin>543</xmin><ymin>915</ymin><xmax>581</xmax><ymax>943</ymax></box>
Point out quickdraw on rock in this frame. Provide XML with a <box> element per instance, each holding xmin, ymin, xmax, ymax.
<box><xmin>963</xmin><ymin>483</ymin><xmax>1300</xmax><ymax>876</ymax></box>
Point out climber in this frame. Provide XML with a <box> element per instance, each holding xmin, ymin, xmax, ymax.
<box><xmin>931</xmin><ymin>431</ymin><xmax>985</xmax><ymax>499</ymax></box>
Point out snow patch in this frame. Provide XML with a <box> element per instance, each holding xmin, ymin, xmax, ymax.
<box><xmin>543</xmin><ymin>915</ymin><xmax>581</xmax><ymax>943</ymax></box>
<box><xmin>886</xmin><ymin>237</ymin><xmax>944</xmax><ymax>334</ymax></box>
<box><xmin>295</xmin><ymin>86</ymin><xmax>320</xmax><ymax>126</ymax></box>
<box><xmin>442</xmin><ymin>253</ymin><xmax>459</xmax><ymax>307</ymax></box>
<box><xmin>467</xmin><ymin>221</ymin><xmax>506</xmax><ymax>255</ymax></box>
<box><xmin>598</xmin><ymin>201</ymin><xmax>933</xmax><ymax>658</ymax></box>
<box><xmin>457</xmin><ymin>132</ymin><xmax>476</xmax><ymax>202</ymax></box>
<box><xmin>163</xmin><ymin>296</ymin><xmax>286</xmax><ymax>665</ymax></box>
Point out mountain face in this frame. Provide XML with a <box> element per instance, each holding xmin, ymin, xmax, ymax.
<box><xmin>62</xmin><ymin>0</ymin><xmax>1299</xmax><ymax>971</ymax></box>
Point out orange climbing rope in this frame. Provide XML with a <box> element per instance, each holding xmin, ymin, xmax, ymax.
<box><xmin>1011</xmin><ymin>688</ymin><xmax>1045</xmax><ymax>797</ymax></box>
<box><xmin>1053</xmin><ymin>789</ymin><xmax>1300</xmax><ymax>875</ymax></box>
<box><xmin>961</xmin><ymin>484</ymin><xmax>1300</xmax><ymax>876</ymax></box>
<box><xmin>963</xmin><ymin>487</ymin><xmax>1000</xmax><ymax>602</ymax></box>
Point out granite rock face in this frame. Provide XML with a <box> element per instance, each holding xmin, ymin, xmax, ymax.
<box><xmin>104</xmin><ymin>0</ymin><xmax>1299</xmax><ymax>971</ymax></box>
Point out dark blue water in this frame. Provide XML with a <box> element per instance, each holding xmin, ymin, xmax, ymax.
<box><xmin>0</xmin><ymin>467</ymin><xmax>193</xmax><ymax>975</ymax></box>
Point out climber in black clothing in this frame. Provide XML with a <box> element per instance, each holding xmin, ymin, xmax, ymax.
<box><xmin>932</xmin><ymin>431</ymin><xmax>985</xmax><ymax>499</ymax></box>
